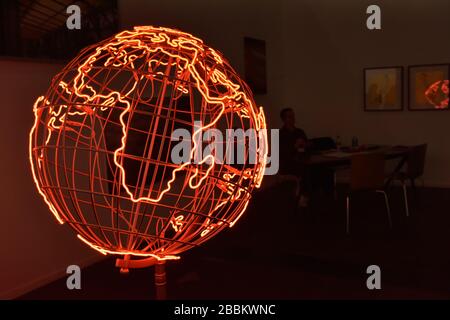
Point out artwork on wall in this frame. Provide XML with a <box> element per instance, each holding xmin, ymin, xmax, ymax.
<box><xmin>364</xmin><ymin>66</ymin><xmax>403</xmax><ymax>111</ymax></box>
<box><xmin>408</xmin><ymin>64</ymin><xmax>449</xmax><ymax>110</ymax></box>
<box><xmin>244</xmin><ymin>37</ymin><xmax>267</xmax><ymax>94</ymax></box>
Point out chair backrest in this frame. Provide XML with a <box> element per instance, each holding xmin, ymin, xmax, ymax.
<box><xmin>406</xmin><ymin>144</ymin><xmax>427</xmax><ymax>179</ymax></box>
<box><xmin>350</xmin><ymin>152</ymin><xmax>385</xmax><ymax>191</ymax></box>
<box><xmin>309</xmin><ymin>137</ymin><xmax>336</xmax><ymax>152</ymax></box>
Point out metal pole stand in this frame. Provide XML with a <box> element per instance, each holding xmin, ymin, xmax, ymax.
<box><xmin>116</xmin><ymin>256</ymin><xmax>168</xmax><ymax>300</ymax></box>
<box><xmin>154</xmin><ymin>260</ymin><xmax>167</xmax><ymax>300</ymax></box>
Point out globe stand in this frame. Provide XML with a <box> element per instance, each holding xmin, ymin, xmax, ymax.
<box><xmin>154</xmin><ymin>261</ymin><xmax>167</xmax><ymax>300</ymax></box>
<box><xmin>116</xmin><ymin>255</ymin><xmax>167</xmax><ymax>300</ymax></box>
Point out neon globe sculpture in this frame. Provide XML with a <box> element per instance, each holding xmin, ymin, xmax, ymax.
<box><xmin>29</xmin><ymin>26</ymin><xmax>268</xmax><ymax>289</ymax></box>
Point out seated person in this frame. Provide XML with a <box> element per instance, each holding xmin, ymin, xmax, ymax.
<box><xmin>279</xmin><ymin>108</ymin><xmax>310</xmax><ymax>207</ymax></box>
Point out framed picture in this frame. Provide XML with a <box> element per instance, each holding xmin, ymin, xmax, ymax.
<box><xmin>364</xmin><ymin>66</ymin><xmax>403</xmax><ymax>111</ymax></box>
<box><xmin>244</xmin><ymin>37</ymin><xmax>267</xmax><ymax>94</ymax></box>
<box><xmin>408</xmin><ymin>64</ymin><xmax>449</xmax><ymax>111</ymax></box>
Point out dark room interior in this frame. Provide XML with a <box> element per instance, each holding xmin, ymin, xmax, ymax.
<box><xmin>1</xmin><ymin>0</ymin><xmax>450</xmax><ymax>311</ymax></box>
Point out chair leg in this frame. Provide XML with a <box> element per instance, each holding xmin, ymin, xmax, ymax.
<box><xmin>411</xmin><ymin>178</ymin><xmax>421</xmax><ymax>208</ymax></box>
<box><xmin>402</xmin><ymin>181</ymin><xmax>410</xmax><ymax>217</ymax></box>
<box><xmin>377</xmin><ymin>190</ymin><xmax>392</xmax><ymax>228</ymax></box>
<box><xmin>346</xmin><ymin>195</ymin><xmax>350</xmax><ymax>234</ymax></box>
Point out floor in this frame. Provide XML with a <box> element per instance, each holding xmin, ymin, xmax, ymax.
<box><xmin>19</xmin><ymin>183</ymin><xmax>450</xmax><ymax>299</ymax></box>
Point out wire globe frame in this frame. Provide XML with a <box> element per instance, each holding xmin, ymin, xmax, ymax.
<box><xmin>29</xmin><ymin>26</ymin><xmax>268</xmax><ymax>264</ymax></box>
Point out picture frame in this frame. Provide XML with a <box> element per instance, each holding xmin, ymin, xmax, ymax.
<box><xmin>408</xmin><ymin>64</ymin><xmax>449</xmax><ymax>111</ymax></box>
<box><xmin>364</xmin><ymin>66</ymin><xmax>403</xmax><ymax>111</ymax></box>
<box><xmin>244</xmin><ymin>37</ymin><xmax>267</xmax><ymax>94</ymax></box>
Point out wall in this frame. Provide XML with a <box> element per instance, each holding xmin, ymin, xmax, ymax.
<box><xmin>281</xmin><ymin>0</ymin><xmax>450</xmax><ymax>186</ymax></box>
<box><xmin>0</xmin><ymin>60</ymin><xmax>103</xmax><ymax>299</ymax></box>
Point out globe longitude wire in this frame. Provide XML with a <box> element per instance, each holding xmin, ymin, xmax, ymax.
<box><xmin>29</xmin><ymin>26</ymin><xmax>267</xmax><ymax>262</ymax></box>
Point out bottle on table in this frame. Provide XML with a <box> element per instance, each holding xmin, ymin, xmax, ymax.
<box><xmin>336</xmin><ymin>135</ymin><xmax>342</xmax><ymax>150</ymax></box>
<box><xmin>352</xmin><ymin>136</ymin><xmax>359</xmax><ymax>148</ymax></box>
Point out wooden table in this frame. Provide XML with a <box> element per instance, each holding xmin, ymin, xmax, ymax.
<box><xmin>304</xmin><ymin>145</ymin><xmax>411</xmax><ymax>188</ymax></box>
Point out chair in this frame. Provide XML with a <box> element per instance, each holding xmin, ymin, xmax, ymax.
<box><xmin>346</xmin><ymin>152</ymin><xmax>392</xmax><ymax>234</ymax></box>
<box><xmin>394</xmin><ymin>144</ymin><xmax>427</xmax><ymax>217</ymax></box>
<box><xmin>309</xmin><ymin>137</ymin><xmax>336</xmax><ymax>152</ymax></box>
<box><xmin>309</xmin><ymin>137</ymin><xmax>338</xmax><ymax>196</ymax></box>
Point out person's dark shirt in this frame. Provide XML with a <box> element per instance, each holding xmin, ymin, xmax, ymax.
<box><xmin>279</xmin><ymin>126</ymin><xmax>307</xmax><ymax>175</ymax></box>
